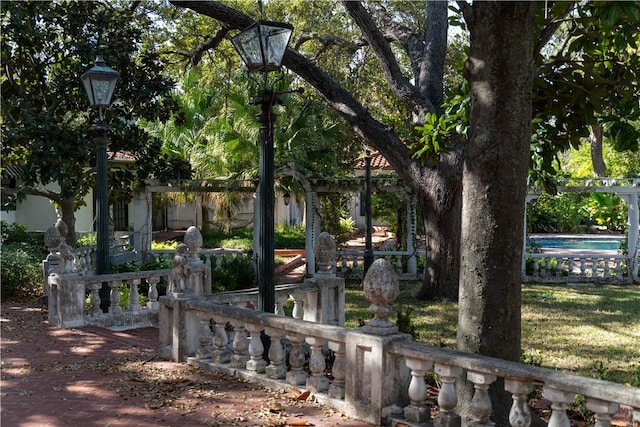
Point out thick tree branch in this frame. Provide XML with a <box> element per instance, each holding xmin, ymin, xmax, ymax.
<box><xmin>3</xmin><ymin>185</ymin><xmax>62</xmax><ymax>203</ymax></box>
<box><xmin>343</xmin><ymin>1</ymin><xmax>433</xmax><ymax>119</ymax></box>
<box><xmin>185</xmin><ymin>24</ymin><xmax>231</xmax><ymax>68</ymax></box>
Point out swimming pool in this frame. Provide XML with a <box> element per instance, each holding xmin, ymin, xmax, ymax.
<box><xmin>528</xmin><ymin>235</ymin><xmax>624</xmax><ymax>251</ymax></box>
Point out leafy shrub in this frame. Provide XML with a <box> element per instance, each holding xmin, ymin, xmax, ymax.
<box><xmin>1</xmin><ymin>242</ymin><xmax>44</xmax><ymax>299</ymax></box>
<box><xmin>210</xmin><ymin>254</ymin><xmax>256</xmax><ymax>292</ymax></box>
<box><xmin>527</xmin><ymin>193</ymin><xmax>585</xmax><ymax>233</ymax></box>
<box><xmin>76</xmin><ymin>233</ymin><xmax>97</xmax><ymax>247</ymax></box>
<box><xmin>1</xmin><ymin>222</ymin><xmax>45</xmax><ymax>300</ymax></box>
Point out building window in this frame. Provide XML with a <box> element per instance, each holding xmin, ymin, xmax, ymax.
<box><xmin>112</xmin><ymin>199</ymin><xmax>129</xmax><ymax>231</ymax></box>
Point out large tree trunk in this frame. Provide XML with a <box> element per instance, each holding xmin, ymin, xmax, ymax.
<box><xmin>58</xmin><ymin>197</ymin><xmax>78</xmax><ymax>247</ymax></box>
<box><xmin>590</xmin><ymin>122</ymin><xmax>607</xmax><ymax>177</ymax></box>
<box><xmin>457</xmin><ymin>2</ymin><xmax>535</xmax><ymax>425</ymax></box>
<box><xmin>416</xmin><ymin>148</ymin><xmax>463</xmax><ymax>301</ymax></box>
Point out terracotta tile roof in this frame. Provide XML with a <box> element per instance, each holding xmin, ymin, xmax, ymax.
<box><xmin>354</xmin><ymin>151</ymin><xmax>393</xmax><ymax>170</ymax></box>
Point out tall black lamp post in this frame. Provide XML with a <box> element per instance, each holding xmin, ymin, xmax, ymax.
<box><xmin>81</xmin><ymin>55</ymin><xmax>119</xmax><ymax>312</ymax></box>
<box><xmin>231</xmin><ymin>21</ymin><xmax>293</xmax><ymax>313</ymax></box>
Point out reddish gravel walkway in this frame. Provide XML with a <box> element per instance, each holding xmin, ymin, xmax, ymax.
<box><xmin>1</xmin><ymin>303</ymin><xmax>372</xmax><ymax>427</ymax></box>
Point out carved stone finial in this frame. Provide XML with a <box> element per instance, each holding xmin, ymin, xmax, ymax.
<box><xmin>44</xmin><ymin>225</ymin><xmax>62</xmax><ymax>253</ymax></box>
<box><xmin>54</xmin><ymin>218</ymin><xmax>68</xmax><ymax>242</ymax></box>
<box><xmin>184</xmin><ymin>226</ymin><xmax>203</xmax><ymax>262</ymax></box>
<box><xmin>315</xmin><ymin>231</ymin><xmax>336</xmax><ymax>276</ymax></box>
<box><xmin>362</xmin><ymin>258</ymin><xmax>399</xmax><ymax>333</ymax></box>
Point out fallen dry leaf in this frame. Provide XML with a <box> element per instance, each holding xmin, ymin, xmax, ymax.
<box><xmin>295</xmin><ymin>390</ymin><xmax>311</xmax><ymax>401</ymax></box>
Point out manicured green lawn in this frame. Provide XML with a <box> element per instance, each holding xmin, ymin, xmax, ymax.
<box><xmin>345</xmin><ymin>282</ymin><xmax>640</xmax><ymax>385</ymax></box>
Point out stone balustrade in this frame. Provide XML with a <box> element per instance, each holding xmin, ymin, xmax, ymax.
<box><xmin>150</xmin><ymin>247</ymin><xmax>246</xmax><ymax>269</ymax></box>
<box><xmin>162</xmin><ymin>257</ymin><xmax>640</xmax><ymax>426</ymax></box>
<box><xmin>48</xmin><ymin>269</ymin><xmax>171</xmax><ymax>329</ymax></box>
<box><xmin>523</xmin><ymin>253</ymin><xmax>632</xmax><ymax>284</ymax></box>
<box><xmin>335</xmin><ymin>249</ymin><xmax>426</xmax><ymax>280</ymax></box>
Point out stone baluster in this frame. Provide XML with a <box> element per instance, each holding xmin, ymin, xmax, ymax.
<box><xmin>245</xmin><ymin>323</ymin><xmax>266</xmax><ymax>374</ymax></box>
<box><xmin>505</xmin><ymin>378</ymin><xmax>533</xmax><ymax>427</ymax></box>
<box><xmin>286</xmin><ymin>332</ymin><xmax>308</xmax><ymax>386</ymax></box>
<box><xmin>543</xmin><ymin>385</ymin><xmax>575</xmax><ymax>427</ymax></box>
<box><xmin>147</xmin><ymin>276</ymin><xmax>159</xmax><ymax>309</ymax></box>
<box><xmin>404</xmin><ymin>357</ymin><xmax>433</xmax><ymax>424</ymax></box>
<box><xmin>211</xmin><ymin>316</ymin><xmax>230</xmax><ymax>364</ymax></box>
<box><xmin>290</xmin><ymin>293</ymin><xmax>304</xmax><ymax>319</ymax></box>
<box><xmin>195</xmin><ymin>313</ymin><xmax>212</xmax><ymax>359</ymax></box>
<box><xmin>568</xmin><ymin>258</ymin><xmax>575</xmax><ymax>276</ymax></box>
<box><xmin>274</xmin><ymin>297</ymin><xmax>286</xmax><ymax>317</ymax></box>
<box><xmin>328</xmin><ymin>341</ymin><xmax>345</xmax><ymax>399</ymax></box>
<box><xmin>603</xmin><ymin>257</ymin><xmax>611</xmax><ymax>278</ymax></box>
<box><xmin>229</xmin><ymin>321</ymin><xmax>248</xmax><ymax>368</ymax></box>
<box><xmin>265</xmin><ymin>327</ymin><xmax>286</xmax><ymax>379</ymax></box>
<box><xmin>109</xmin><ymin>280</ymin><xmax>123</xmax><ymax>314</ymax></box>
<box><xmin>395</xmin><ymin>255</ymin><xmax>402</xmax><ymax>273</ymax></box>
<box><xmin>128</xmin><ymin>278</ymin><xmax>142</xmax><ymax>312</ymax></box>
<box><xmin>533</xmin><ymin>257</ymin><xmax>540</xmax><ymax>277</ymax></box>
<box><xmin>433</xmin><ymin>363</ymin><xmax>462</xmax><ymax>427</ymax></box>
<box><xmin>352</xmin><ymin>254</ymin><xmax>359</xmax><ymax>273</ymax></box>
<box><xmin>88</xmin><ymin>283</ymin><xmax>102</xmax><ymax>317</ymax></box>
<box><xmin>543</xmin><ymin>257</ymin><xmax>551</xmax><ymax>277</ymax></box>
<box><xmin>467</xmin><ymin>371</ymin><xmax>497</xmax><ymax>427</ymax></box>
<box><xmin>580</xmin><ymin>257</ymin><xmax>587</xmax><ymax>276</ymax></box>
<box><xmin>615</xmin><ymin>258</ymin><xmax>623</xmax><ymax>278</ymax></box>
<box><xmin>306</xmin><ymin>337</ymin><xmax>328</xmax><ymax>392</ymax></box>
<box><xmin>587</xmin><ymin>398</ymin><xmax>618</xmax><ymax>427</ymax></box>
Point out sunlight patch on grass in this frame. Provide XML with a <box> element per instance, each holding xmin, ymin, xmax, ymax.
<box><xmin>346</xmin><ymin>282</ymin><xmax>640</xmax><ymax>385</ymax></box>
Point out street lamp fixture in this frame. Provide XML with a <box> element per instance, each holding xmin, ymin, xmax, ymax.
<box><xmin>82</xmin><ymin>55</ymin><xmax>119</xmax><ymax>312</ymax></box>
<box><xmin>231</xmin><ymin>21</ymin><xmax>293</xmax><ymax>313</ymax></box>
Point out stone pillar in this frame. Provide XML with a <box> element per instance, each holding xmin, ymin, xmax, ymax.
<box><xmin>620</xmin><ymin>192</ymin><xmax>639</xmax><ymax>281</ymax></box>
<box><xmin>184</xmin><ymin>225</ymin><xmax>211</xmax><ymax>295</ymax></box>
<box><xmin>43</xmin><ymin>225</ymin><xmax>62</xmax><ymax>297</ymax></box>
<box><xmin>158</xmin><ymin>295</ymin><xmax>199</xmax><ymax>362</ymax></box>
<box><xmin>344</xmin><ymin>258</ymin><xmax>411</xmax><ymax>425</ymax></box>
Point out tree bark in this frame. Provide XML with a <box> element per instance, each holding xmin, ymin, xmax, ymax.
<box><xmin>457</xmin><ymin>2</ymin><xmax>535</xmax><ymax>425</ymax></box>
<box><xmin>58</xmin><ymin>197</ymin><xmax>78</xmax><ymax>247</ymax></box>
<box><xmin>590</xmin><ymin>122</ymin><xmax>607</xmax><ymax>177</ymax></box>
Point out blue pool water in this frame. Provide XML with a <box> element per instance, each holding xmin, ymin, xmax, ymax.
<box><xmin>529</xmin><ymin>236</ymin><xmax>623</xmax><ymax>251</ymax></box>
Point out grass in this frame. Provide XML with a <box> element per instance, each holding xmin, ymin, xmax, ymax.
<box><xmin>345</xmin><ymin>282</ymin><xmax>640</xmax><ymax>385</ymax></box>
<box><xmin>153</xmin><ymin>224</ymin><xmax>307</xmax><ymax>251</ymax></box>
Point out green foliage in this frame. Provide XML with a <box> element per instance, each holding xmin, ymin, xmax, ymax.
<box><xmin>410</xmin><ymin>81</ymin><xmax>469</xmax><ymax>166</ymax></box>
<box><xmin>580</xmin><ymin>193</ymin><xmax>627</xmax><ymax>231</ymax></box>
<box><xmin>562</xmin><ymin>140</ymin><xmax>640</xmax><ymax>178</ymax></box>
<box><xmin>274</xmin><ymin>223</ymin><xmax>305</xmax><ymax>249</ymax></box>
<box><xmin>1</xmin><ymin>1</ymin><xmax>188</xmax><ymax>240</ymax></box>
<box><xmin>0</xmin><ymin>221</ymin><xmax>45</xmax><ymax>299</ymax></box>
<box><xmin>319</xmin><ymin>193</ymin><xmax>354</xmax><ymax>246</ymax></box>
<box><xmin>527</xmin><ymin>193</ymin><xmax>585</xmax><ymax>233</ymax></box>
<box><xmin>210</xmin><ymin>255</ymin><xmax>256</xmax><ymax>293</ymax></box>
<box><xmin>1</xmin><ymin>242</ymin><xmax>44</xmax><ymax>300</ymax></box>
<box><xmin>76</xmin><ymin>233</ymin><xmax>96</xmax><ymax>248</ymax></box>
<box><xmin>1</xmin><ymin>221</ymin><xmax>39</xmax><ymax>246</ymax></box>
